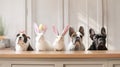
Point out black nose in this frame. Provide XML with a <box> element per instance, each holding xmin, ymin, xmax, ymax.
<box><xmin>76</xmin><ymin>37</ymin><xmax>80</xmax><ymax>40</ymax></box>
<box><xmin>19</xmin><ymin>37</ymin><xmax>22</xmax><ymax>39</ymax></box>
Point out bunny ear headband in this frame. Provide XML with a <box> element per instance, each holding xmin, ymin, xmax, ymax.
<box><xmin>18</xmin><ymin>30</ymin><xmax>30</xmax><ymax>38</ymax></box>
<box><xmin>39</xmin><ymin>24</ymin><xmax>47</xmax><ymax>33</ymax></box>
<box><xmin>52</xmin><ymin>25</ymin><xmax>70</xmax><ymax>36</ymax></box>
<box><xmin>19</xmin><ymin>30</ymin><xmax>26</xmax><ymax>34</ymax></box>
<box><xmin>34</xmin><ymin>23</ymin><xmax>47</xmax><ymax>34</ymax></box>
<box><xmin>52</xmin><ymin>25</ymin><xmax>59</xmax><ymax>36</ymax></box>
<box><xmin>62</xmin><ymin>25</ymin><xmax>70</xmax><ymax>36</ymax></box>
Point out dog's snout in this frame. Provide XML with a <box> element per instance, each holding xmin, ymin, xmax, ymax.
<box><xmin>19</xmin><ymin>37</ymin><xmax>22</xmax><ymax>40</ymax></box>
<box><xmin>76</xmin><ymin>37</ymin><xmax>80</xmax><ymax>40</ymax></box>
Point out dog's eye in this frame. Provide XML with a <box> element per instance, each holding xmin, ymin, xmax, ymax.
<box><xmin>73</xmin><ymin>34</ymin><xmax>76</xmax><ymax>37</ymax></box>
<box><xmin>80</xmin><ymin>35</ymin><xmax>82</xmax><ymax>38</ymax></box>
<box><xmin>22</xmin><ymin>34</ymin><xmax>26</xmax><ymax>37</ymax></box>
<box><xmin>71</xmin><ymin>33</ymin><xmax>76</xmax><ymax>37</ymax></box>
<box><xmin>16</xmin><ymin>34</ymin><xmax>20</xmax><ymax>37</ymax></box>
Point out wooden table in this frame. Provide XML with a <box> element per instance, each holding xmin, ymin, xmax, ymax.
<box><xmin>0</xmin><ymin>48</ymin><xmax>120</xmax><ymax>59</ymax></box>
<box><xmin>0</xmin><ymin>48</ymin><xmax>120</xmax><ymax>67</ymax></box>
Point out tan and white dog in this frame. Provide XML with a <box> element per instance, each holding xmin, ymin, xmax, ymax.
<box><xmin>67</xmin><ymin>26</ymin><xmax>85</xmax><ymax>51</ymax></box>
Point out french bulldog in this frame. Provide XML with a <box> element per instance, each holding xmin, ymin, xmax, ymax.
<box><xmin>88</xmin><ymin>27</ymin><xmax>108</xmax><ymax>50</ymax></box>
<box><xmin>67</xmin><ymin>26</ymin><xmax>85</xmax><ymax>51</ymax></box>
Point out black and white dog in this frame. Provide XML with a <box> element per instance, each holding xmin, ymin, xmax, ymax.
<box><xmin>88</xmin><ymin>27</ymin><xmax>107</xmax><ymax>50</ymax></box>
<box><xmin>67</xmin><ymin>26</ymin><xmax>85</xmax><ymax>51</ymax></box>
<box><xmin>15</xmin><ymin>33</ymin><xmax>33</xmax><ymax>51</ymax></box>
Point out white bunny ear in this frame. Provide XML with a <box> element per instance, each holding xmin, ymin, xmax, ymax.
<box><xmin>62</xmin><ymin>25</ymin><xmax>70</xmax><ymax>36</ymax></box>
<box><xmin>34</xmin><ymin>23</ymin><xmax>39</xmax><ymax>34</ymax></box>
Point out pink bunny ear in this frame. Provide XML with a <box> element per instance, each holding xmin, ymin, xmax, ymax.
<box><xmin>43</xmin><ymin>25</ymin><xmax>47</xmax><ymax>33</ymax></box>
<box><xmin>19</xmin><ymin>30</ymin><xmax>25</xmax><ymax>33</ymax></box>
<box><xmin>62</xmin><ymin>25</ymin><xmax>70</xmax><ymax>36</ymax></box>
<box><xmin>34</xmin><ymin>23</ymin><xmax>39</xmax><ymax>34</ymax></box>
<box><xmin>52</xmin><ymin>25</ymin><xmax>59</xmax><ymax>35</ymax></box>
<box><xmin>19</xmin><ymin>30</ymin><xmax>28</xmax><ymax>35</ymax></box>
<box><xmin>19</xmin><ymin>30</ymin><xmax>26</xmax><ymax>34</ymax></box>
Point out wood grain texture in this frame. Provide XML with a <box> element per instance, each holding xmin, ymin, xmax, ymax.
<box><xmin>0</xmin><ymin>48</ymin><xmax>120</xmax><ymax>59</ymax></box>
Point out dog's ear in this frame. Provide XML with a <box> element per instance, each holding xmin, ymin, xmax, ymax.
<box><xmin>79</xmin><ymin>26</ymin><xmax>84</xmax><ymax>36</ymax></box>
<box><xmin>16</xmin><ymin>33</ymin><xmax>20</xmax><ymax>37</ymax></box>
<box><xmin>27</xmin><ymin>36</ymin><xmax>30</xmax><ymax>39</ymax></box>
<box><xmin>69</xmin><ymin>27</ymin><xmax>75</xmax><ymax>37</ymax></box>
<box><xmin>89</xmin><ymin>28</ymin><xmax>95</xmax><ymax>40</ymax></box>
<box><xmin>101</xmin><ymin>27</ymin><xmax>106</xmax><ymax>38</ymax></box>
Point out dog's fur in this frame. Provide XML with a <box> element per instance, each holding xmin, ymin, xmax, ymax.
<box><xmin>88</xmin><ymin>27</ymin><xmax>107</xmax><ymax>50</ymax></box>
<box><xmin>53</xmin><ymin>36</ymin><xmax>65</xmax><ymax>51</ymax></box>
<box><xmin>35</xmin><ymin>33</ymin><xmax>53</xmax><ymax>51</ymax></box>
<box><xmin>15</xmin><ymin>33</ymin><xmax>33</xmax><ymax>51</ymax></box>
<box><xmin>53</xmin><ymin>25</ymin><xmax>69</xmax><ymax>51</ymax></box>
<box><xmin>67</xmin><ymin>26</ymin><xmax>85</xmax><ymax>51</ymax></box>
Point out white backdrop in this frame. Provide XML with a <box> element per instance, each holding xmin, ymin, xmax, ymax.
<box><xmin>0</xmin><ymin>0</ymin><xmax>120</xmax><ymax>50</ymax></box>
<box><xmin>0</xmin><ymin>0</ymin><xmax>25</xmax><ymax>47</ymax></box>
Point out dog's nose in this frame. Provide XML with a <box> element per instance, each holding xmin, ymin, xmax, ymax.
<box><xmin>76</xmin><ymin>37</ymin><xmax>80</xmax><ymax>40</ymax></box>
<box><xmin>19</xmin><ymin>37</ymin><xmax>22</xmax><ymax>39</ymax></box>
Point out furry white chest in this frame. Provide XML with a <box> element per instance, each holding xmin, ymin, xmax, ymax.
<box><xmin>35</xmin><ymin>40</ymin><xmax>50</xmax><ymax>51</ymax></box>
<box><xmin>53</xmin><ymin>36</ymin><xmax>65</xmax><ymax>51</ymax></box>
<box><xmin>67</xmin><ymin>41</ymin><xmax>75</xmax><ymax>51</ymax></box>
<box><xmin>35</xmin><ymin>34</ymin><xmax>52</xmax><ymax>51</ymax></box>
<box><xmin>16</xmin><ymin>43</ymin><xmax>28</xmax><ymax>51</ymax></box>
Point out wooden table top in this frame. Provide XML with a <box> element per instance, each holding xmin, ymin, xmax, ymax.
<box><xmin>0</xmin><ymin>48</ymin><xmax>120</xmax><ymax>59</ymax></box>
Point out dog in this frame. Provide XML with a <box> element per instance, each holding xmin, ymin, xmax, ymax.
<box><xmin>15</xmin><ymin>32</ymin><xmax>33</xmax><ymax>51</ymax></box>
<box><xmin>67</xmin><ymin>26</ymin><xmax>85</xmax><ymax>51</ymax></box>
<box><xmin>88</xmin><ymin>27</ymin><xmax>107</xmax><ymax>50</ymax></box>
<box><xmin>53</xmin><ymin>25</ymin><xmax>69</xmax><ymax>51</ymax></box>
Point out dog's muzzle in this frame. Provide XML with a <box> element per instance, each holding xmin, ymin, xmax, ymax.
<box><xmin>19</xmin><ymin>37</ymin><xmax>22</xmax><ymax>40</ymax></box>
<box><xmin>74</xmin><ymin>37</ymin><xmax>81</xmax><ymax>46</ymax></box>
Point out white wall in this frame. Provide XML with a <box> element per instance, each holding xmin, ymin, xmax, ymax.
<box><xmin>0</xmin><ymin>0</ymin><xmax>120</xmax><ymax>50</ymax></box>
<box><xmin>0</xmin><ymin>0</ymin><xmax>26</xmax><ymax>47</ymax></box>
<box><xmin>67</xmin><ymin>0</ymin><xmax>120</xmax><ymax>50</ymax></box>
<box><xmin>69</xmin><ymin>0</ymin><xmax>88</xmax><ymax>49</ymax></box>
<box><xmin>64</xmin><ymin>0</ymin><xmax>103</xmax><ymax>50</ymax></box>
<box><xmin>27</xmin><ymin>0</ymin><xmax>120</xmax><ymax>50</ymax></box>
<box><xmin>106</xmin><ymin>0</ymin><xmax>120</xmax><ymax>50</ymax></box>
<box><xmin>32</xmin><ymin>0</ymin><xmax>63</xmax><ymax>45</ymax></box>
